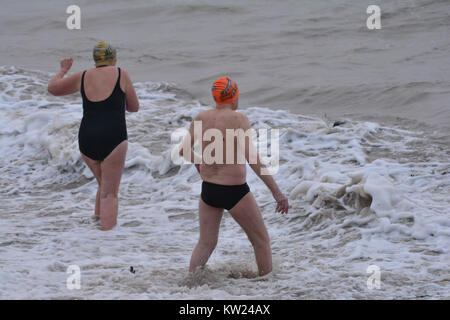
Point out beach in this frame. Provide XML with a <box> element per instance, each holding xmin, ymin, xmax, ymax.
<box><xmin>0</xmin><ymin>0</ymin><xmax>449</xmax><ymax>299</ymax></box>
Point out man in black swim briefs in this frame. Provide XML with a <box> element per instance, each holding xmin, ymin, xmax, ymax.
<box><xmin>180</xmin><ymin>77</ymin><xmax>289</xmax><ymax>276</ymax></box>
<box><xmin>48</xmin><ymin>41</ymin><xmax>139</xmax><ymax>230</ymax></box>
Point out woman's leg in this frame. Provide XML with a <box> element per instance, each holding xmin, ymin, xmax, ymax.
<box><xmin>81</xmin><ymin>154</ymin><xmax>102</xmax><ymax>218</ymax></box>
<box><xmin>99</xmin><ymin>141</ymin><xmax>128</xmax><ymax>231</ymax></box>
<box><xmin>228</xmin><ymin>192</ymin><xmax>272</xmax><ymax>276</ymax></box>
<box><xmin>189</xmin><ymin>199</ymin><xmax>224</xmax><ymax>272</ymax></box>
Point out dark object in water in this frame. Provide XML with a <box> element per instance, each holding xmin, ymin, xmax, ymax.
<box><xmin>130</xmin><ymin>266</ymin><xmax>136</xmax><ymax>274</ymax></box>
<box><xmin>333</xmin><ymin>121</ymin><xmax>346</xmax><ymax>127</ymax></box>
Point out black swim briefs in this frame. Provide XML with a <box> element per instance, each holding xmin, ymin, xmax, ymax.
<box><xmin>201</xmin><ymin>181</ymin><xmax>250</xmax><ymax>211</ymax></box>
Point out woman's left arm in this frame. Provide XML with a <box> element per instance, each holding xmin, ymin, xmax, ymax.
<box><xmin>48</xmin><ymin>57</ymin><xmax>83</xmax><ymax>96</ymax></box>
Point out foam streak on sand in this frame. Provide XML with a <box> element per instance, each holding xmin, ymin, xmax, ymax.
<box><xmin>0</xmin><ymin>66</ymin><xmax>449</xmax><ymax>299</ymax></box>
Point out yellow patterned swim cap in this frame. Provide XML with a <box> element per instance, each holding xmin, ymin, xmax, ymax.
<box><xmin>93</xmin><ymin>41</ymin><xmax>116</xmax><ymax>67</ymax></box>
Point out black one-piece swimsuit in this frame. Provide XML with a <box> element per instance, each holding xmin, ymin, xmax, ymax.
<box><xmin>78</xmin><ymin>67</ymin><xmax>127</xmax><ymax>161</ymax></box>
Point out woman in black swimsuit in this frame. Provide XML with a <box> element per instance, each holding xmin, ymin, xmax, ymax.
<box><xmin>48</xmin><ymin>41</ymin><xmax>139</xmax><ymax>230</ymax></box>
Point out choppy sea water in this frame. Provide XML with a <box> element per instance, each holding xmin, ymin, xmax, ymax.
<box><xmin>1</xmin><ymin>0</ymin><xmax>449</xmax><ymax>130</ymax></box>
<box><xmin>0</xmin><ymin>66</ymin><xmax>448</xmax><ymax>299</ymax></box>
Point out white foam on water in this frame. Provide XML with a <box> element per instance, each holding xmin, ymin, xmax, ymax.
<box><xmin>0</xmin><ymin>66</ymin><xmax>449</xmax><ymax>299</ymax></box>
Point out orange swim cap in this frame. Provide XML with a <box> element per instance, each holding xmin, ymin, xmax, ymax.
<box><xmin>211</xmin><ymin>77</ymin><xmax>239</xmax><ymax>104</ymax></box>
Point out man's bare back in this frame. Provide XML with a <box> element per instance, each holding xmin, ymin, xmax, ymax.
<box><xmin>195</xmin><ymin>108</ymin><xmax>248</xmax><ymax>185</ymax></box>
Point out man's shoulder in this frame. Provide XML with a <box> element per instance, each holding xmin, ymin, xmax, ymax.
<box><xmin>196</xmin><ymin>109</ymin><xmax>249</xmax><ymax>124</ymax></box>
<box><xmin>232</xmin><ymin>111</ymin><xmax>249</xmax><ymax>126</ymax></box>
<box><xmin>234</xmin><ymin>111</ymin><xmax>248</xmax><ymax>120</ymax></box>
<box><xmin>194</xmin><ymin>109</ymin><xmax>210</xmax><ymax>120</ymax></box>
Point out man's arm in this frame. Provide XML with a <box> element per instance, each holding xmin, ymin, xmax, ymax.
<box><xmin>242</xmin><ymin>114</ymin><xmax>289</xmax><ymax>214</ymax></box>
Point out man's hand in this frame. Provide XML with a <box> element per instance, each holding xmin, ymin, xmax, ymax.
<box><xmin>60</xmin><ymin>57</ymin><xmax>73</xmax><ymax>74</ymax></box>
<box><xmin>273</xmin><ymin>192</ymin><xmax>289</xmax><ymax>214</ymax></box>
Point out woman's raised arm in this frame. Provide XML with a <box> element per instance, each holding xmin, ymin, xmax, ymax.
<box><xmin>48</xmin><ymin>57</ymin><xmax>82</xmax><ymax>96</ymax></box>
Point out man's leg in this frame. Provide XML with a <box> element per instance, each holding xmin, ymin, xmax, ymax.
<box><xmin>228</xmin><ymin>192</ymin><xmax>272</xmax><ymax>276</ymax></box>
<box><xmin>189</xmin><ymin>199</ymin><xmax>224</xmax><ymax>272</ymax></box>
